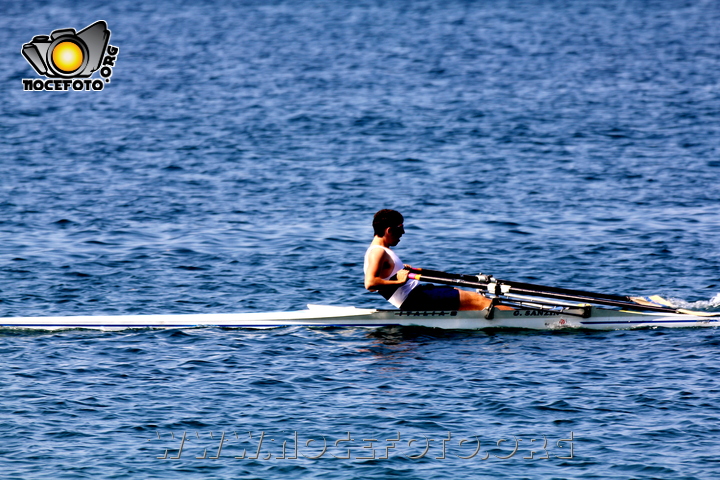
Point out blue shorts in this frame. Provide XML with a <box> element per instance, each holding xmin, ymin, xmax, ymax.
<box><xmin>400</xmin><ymin>285</ymin><xmax>461</xmax><ymax>311</ymax></box>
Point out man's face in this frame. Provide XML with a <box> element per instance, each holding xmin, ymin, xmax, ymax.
<box><xmin>387</xmin><ymin>224</ymin><xmax>404</xmax><ymax>246</ymax></box>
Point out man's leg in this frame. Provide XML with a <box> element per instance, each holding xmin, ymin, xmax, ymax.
<box><xmin>457</xmin><ymin>289</ymin><xmax>494</xmax><ymax>311</ymax></box>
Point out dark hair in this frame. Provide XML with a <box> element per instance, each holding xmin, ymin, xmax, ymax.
<box><xmin>373</xmin><ymin>209</ymin><xmax>404</xmax><ymax>236</ymax></box>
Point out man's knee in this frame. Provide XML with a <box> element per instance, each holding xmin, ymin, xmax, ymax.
<box><xmin>458</xmin><ymin>290</ymin><xmax>490</xmax><ymax>310</ymax></box>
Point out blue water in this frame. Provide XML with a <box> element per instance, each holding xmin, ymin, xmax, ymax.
<box><xmin>2</xmin><ymin>0</ymin><xmax>720</xmax><ymax>477</ymax></box>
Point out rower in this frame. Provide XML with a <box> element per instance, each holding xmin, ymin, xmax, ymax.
<box><xmin>364</xmin><ymin>209</ymin><xmax>494</xmax><ymax>311</ymax></box>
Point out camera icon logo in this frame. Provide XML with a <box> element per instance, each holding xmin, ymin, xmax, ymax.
<box><xmin>22</xmin><ymin>20</ymin><xmax>119</xmax><ymax>91</ymax></box>
<box><xmin>22</xmin><ymin>20</ymin><xmax>110</xmax><ymax>78</ymax></box>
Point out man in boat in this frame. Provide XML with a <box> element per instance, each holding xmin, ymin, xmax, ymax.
<box><xmin>364</xmin><ymin>209</ymin><xmax>494</xmax><ymax>311</ymax></box>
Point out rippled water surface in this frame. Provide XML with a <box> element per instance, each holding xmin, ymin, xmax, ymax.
<box><xmin>2</xmin><ymin>0</ymin><xmax>720</xmax><ymax>478</ymax></box>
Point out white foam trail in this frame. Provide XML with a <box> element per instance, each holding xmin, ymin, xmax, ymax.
<box><xmin>670</xmin><ymin>293</ymin><xmax>720</xmax><ymax>311</ymax></box>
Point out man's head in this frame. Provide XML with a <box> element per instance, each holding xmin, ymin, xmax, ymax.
<box><xmin>373</xmin><ymin>209</ymin><xmax>405</xmax><ymax>237</ymax></box>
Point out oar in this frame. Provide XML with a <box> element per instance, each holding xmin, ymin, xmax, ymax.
<box><xmin>406</xmin><ymin>267</ymin><xmax>489</xmax><ymax>283</ymax></box>
<box><xmin>407</xmin><ymin>267</ymin><xmax>679</xmax><ymax>314</ymax></box>
<box><xmin>409</xmin><ymin>267</ymin><xmax>631</xmax><ymax>302</ymax></box>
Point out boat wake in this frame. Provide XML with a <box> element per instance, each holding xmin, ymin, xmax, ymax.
<box><xmin>667</xmin><ymin>293</ymin><xmax>720</xmax><ymax>312</ymax></box>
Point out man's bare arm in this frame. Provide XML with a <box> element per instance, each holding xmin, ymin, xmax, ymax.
<box><xmin>364</xmin><ymin>248</ymin><xmax>409</xmax><ymax>291</ymax></box>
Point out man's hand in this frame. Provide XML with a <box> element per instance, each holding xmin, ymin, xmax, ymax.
<box><xmin>396</xmin><ymin>269</ymin><xmax>409</xmax><ymax>283</ymax></box>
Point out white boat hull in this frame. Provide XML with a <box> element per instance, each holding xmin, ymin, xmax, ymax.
<box><xmin>1</xmin><ymin>304</ymin><xmax>717</xmax><ymax>331</ymax></box>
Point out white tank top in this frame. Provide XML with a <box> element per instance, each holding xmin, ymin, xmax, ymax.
<box><xmin>363</xmin><ymin>245</ymin><xmax>419</xmax><ymax>308</ymax></box>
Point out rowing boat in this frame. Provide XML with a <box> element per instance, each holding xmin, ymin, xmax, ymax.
<box><xmin>2</xmin><ymin>269</ymin><xmax>716</xmax><ymax>331</ymax></box>
<box><xmin>1</xmin><ymin>303</ymin><xmax>717</xmax><ymax>331</ymax></box>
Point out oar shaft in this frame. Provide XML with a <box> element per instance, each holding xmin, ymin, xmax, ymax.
<box><xmin>408</xmin><ymin>272</ymin><xmax>486</xmax><ymax>288</ymax></box>
<box><xmin>495</xmin><ymin>284</ymin><xmax>677</xmax><ymax>313</ymax></box>
<box><xmin>410</xmin><ymin>267</ymin><xmax>629</xmax><ymax>302</ymax></box>
<box><xmin>408</xmin><ymin>269</ymin><xmax>678</xmax><ymax>314</ymax></box>
<box><xmin>410</xmin><ymin>268</ymin><xmax>491</xmax><ymax>282</ymax></box>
